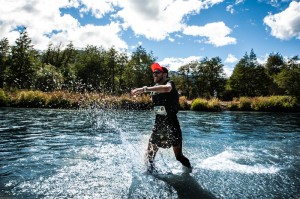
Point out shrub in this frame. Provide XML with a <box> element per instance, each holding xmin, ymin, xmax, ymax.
<box><xmin>46</xmin><ymin>91</ymin><xmax>73</xmax><ymax>108</ymax></box>
<box><xmin>207</xmin><ymin>98</ymin><xmax>221</xmax><ymax>111</ymax></box>
<box><xmin>252</xmin><ymin>96</ymin><xmax>297</xmax><ymax>112</ymax></box>
<box><xmin>118</xmin><ymin>95</ymin><xmax>133</xmax><ymax>109</ymax></box>
<box><xmin>35</xmin><ymin>64</ymin><xmax>63</xmax><ymax>91</ymax></box>
<box><xmin>179</xmin><ymin>96</ymin><xmax>190</xmax><ymax>110</ymax></box>
<box><xmin>238</xmin><ymin>97</ymin><xmax>252</xmax><ymax>111</ymax></box>
<box><xmin>0</xmin><ymin>89</ymin><xmax>8</xmax><ymax>106</ymax></box>
<box><xmin>15</xmin><ymin>90</ymin><xmax>48</xmax><ymax>108</ymax></box>
<box><xmin>191</xmin><ymin>98</ymin><xmax>221</xmax><ymax>111</ymax></box>
<box><xmin>126</xmin><ymin>95</ymin><xmax>152</xmax><ymax>110</ymax></box>
<box><xmin>227</xmin><ymin>102</ymin><xmax>239</xmax><ymax>111</ymax></box>
<box><xmin>191</xmin><ymin>98</ymin><xmax>207</xmax><ymax>111</ymax></box>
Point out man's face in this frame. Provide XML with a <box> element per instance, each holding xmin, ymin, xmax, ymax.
<box><xmin>153</xmin><ymin>70</ymin><xmax>164</xmax><ymax>83</ymax></box>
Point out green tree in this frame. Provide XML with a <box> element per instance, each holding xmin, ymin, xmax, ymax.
<box><xmin>115</xmin><ymin>51</ymin><xmax>128</xmax><ymax>94</ymax></box>
<box><xmin>41</xmin><ymin>42</ymin><xmax>77</xmax><ymax>90</ymax></box>
<box><xmin>61</xmin><ymin>42</ymin><xmax>77</xmax><ymax>69</ymax></box>
<box><xmin>104</xmin><ymin>47</ymin><xmax>129</xmax><ymax>94</ymax></box>
<box><xmin>177</xmin><ymin>57</ymin><xmax>226</xmax><ymax>99</ymax></box>
<box><xmin>35</xmin><ymin>64</ymin><xmax>64</xmax><ymax>91</ymax></box>
<box><xmin>124</xmin><ymin>46</ymin><xmax>155</xmax><ymax>91</ymax></box>
<box><xmin>265</xmin><ymin>52</ymin><xmax>284</xmax><ymax>76</ymax></box>
<box><xmin>264</xmin><ymin>53</ymin><xmax>285</xmax><ymax>95</ymax></box>
<box><xmin>176</xmin><ymin>62</ymin><xmax>194</xmax><ymax>99</ymax></box>
<box><xmin>200</xmin><ymin>57</ymin><xmax>226</xmax><ymax>98</ymax></box>
<box><xmin>60</xmin><ymin>42</ymin><xmax>77</xmax><ymax>90</ymax></box>
<box><xmin>0</xmin><ymin>37</ymin><xmax>10</xmax><ymax>88</ymax></box>
<box><xmin>230</xmin><ymin>49</ymin><xmax>271</xmax><ymax>97</ymax></box>
<box><xmin>6</xmin><ymin>28</ymin><xmax>38</xmax><ymax>89</ymax></box>
<box><xmin>75</xmin><ymin>45</ymin><xmax>106</xmax><ymax>92</ymax></box>
<box><xmin>42</xmin><ymin>42</ymin><xmax>64</xmax><ymax>68</ymax></box>
<box><xmin>104</xmin><ymin>47</ymin><xmax>118</xmax><ymax>93</ymax></box>
<box><xmin>275</xmin><ymin>56</ymin><xmax>300</xmax><ymax>99</ymax></box>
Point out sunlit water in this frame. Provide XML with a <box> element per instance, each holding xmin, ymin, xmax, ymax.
<box><xmin>0</xmin><ymin>107</ymin><xmax>299</xmax><ymax>199</ymax></box>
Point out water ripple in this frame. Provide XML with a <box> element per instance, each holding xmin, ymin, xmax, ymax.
<box><xmin>0</xmin><ymin>108</ymin><xmax>299</xmax><ymax>198</ymax></box>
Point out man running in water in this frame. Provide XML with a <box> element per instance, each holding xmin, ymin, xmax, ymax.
<box><xmin>131</xmin><ymin>63</ymin><xmax>192</xmax><ymax>173</ymax></box>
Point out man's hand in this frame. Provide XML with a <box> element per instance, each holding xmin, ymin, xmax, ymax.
<box><xmin>131</xmin><ymin>87</ymin><xmax>143</xmax><ymax>97</ymax></box>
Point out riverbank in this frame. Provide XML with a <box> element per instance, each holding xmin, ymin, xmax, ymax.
<box><xmin>0</xmin><ymin>89</ymin><xmax>299</xmax><ymax>112</ymax></box>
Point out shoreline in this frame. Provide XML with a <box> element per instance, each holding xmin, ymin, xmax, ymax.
<box><xmin>1</xmin><ymin>89</ymin><xmax>299</xmax><ymax>112</ymax></box>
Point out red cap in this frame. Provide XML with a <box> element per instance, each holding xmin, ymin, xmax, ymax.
<box><xmin>151</xmin><ymin>63</ymin><xmax>168</xmax><ymax>73</ymax></box>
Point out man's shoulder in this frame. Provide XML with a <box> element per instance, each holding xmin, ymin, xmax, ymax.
<box><xmin>166</xmin><ymin>79</ymin><xmax>175</xmax><ymax>85</ymax></box>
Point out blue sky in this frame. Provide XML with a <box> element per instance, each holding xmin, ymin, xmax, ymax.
<box><xmin>0</xmin><ymin>0</ymin><xmax>299</xmax><ymax>76</ymax></box>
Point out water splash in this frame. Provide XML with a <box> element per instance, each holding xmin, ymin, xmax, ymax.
<box><xmin>1</xmin><ymin>108</ymin><xmax>299</xmax><ymax>199</ymax></box>
<box><xmin>198</xmin><ymin>149</ymin><xmax>280</xmax><ymax>174</ymax></box>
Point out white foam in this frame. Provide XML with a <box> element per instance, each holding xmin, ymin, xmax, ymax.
<box><xmin>16</xmin><ymin>143</ymin><xmax>133</xmax><ymax>198</ymax></box>
<box><xmin>198</xmin><ymin>150</ymin><xmax>280</xmax><ymax>174</ymax></box>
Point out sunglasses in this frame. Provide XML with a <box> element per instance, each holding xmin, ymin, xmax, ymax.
<box><xmin>153</xmin><ymin>71</ymin><xmax>162</xmax><ymax>75</ymax></box>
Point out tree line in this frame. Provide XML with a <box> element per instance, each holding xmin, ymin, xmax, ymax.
<box><xmin>175</xmin><ymin>50</ymin><xmax>300</xmax><ymax>100</ymax></box>
<box><xmin>0</xmin><ymin>28</ymin><xmax>299</xmax><ymax>100</ymax></box>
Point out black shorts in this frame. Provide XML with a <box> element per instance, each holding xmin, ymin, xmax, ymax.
<box><xmin>149</xmin><ymin>115</ymin><xmax>182</xmax><ymax>148</ymax></box>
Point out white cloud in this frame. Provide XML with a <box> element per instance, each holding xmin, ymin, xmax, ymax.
<box><xmin>226</xmin><ymin>5</ymin><xmax>235</xmax><ymax>14</ymax></box>
<box><xmin>116</xmin><ymin>0</ymin><xmax>224</xmax><ymax>41</ymax></box>
<box><xmin>0</xmin><ymin>0</ymin><xmax>227</xmax><ymax>51</ymax></box>
<box><xmin>52</xmin><ymin>23</ymin><xmax>127</xmax><ymax>50</ymax></box>
<box><xmin>79</xmin><ymin>0</ymin><xmax>118</xmax><ymax>18</ymax></box>
<box><xmin>223</xmin><ymin>65</ymin><xmax>234</xmax><ymax>77</ymax></box>
<box><xmin>0</xmin><ymin>0</ymin><xmax>127</xmax><ymax>50</ymax></box>
<box><xmin>168</xmin><ymin>37</ymin><xmax>175</xmax><ymax>42</ymax></box>
<box><xmin>235</xmin><ymin>0</ymin><xmax>245</xmax><ymax>4</ymax></box>
<box><xmin>0</xmin><ymin>0</ymin><xmax>231</xmax><ymax>53</ymax></box>
<box><xmin>225</xmin><ymin>54</ymin><xmax>238</xmax><ymax>63</ymax></box>
<box><xmin>226</xmin><ymin>0</ymin><xmax>245</xmax><ymax>14</ymax></box>
<box><xmin>257</xmin><ymin>54</ymin><xmax>269</xmax><ymax>65</ymax></box>
<box><xmin>159</xmin><ymin>56</ymin><xmax>201</xmax><ymax>71</ymax></box>
<box><xmin>0</xmin><ymin>0</ymin><xmax>79</xmax><ymax>31</ymax></box>
<box><xmin>183</xmin><ymin>22</ymin><xmax>237</xmax><ymax>47</ymax></box>
<box><xmin>224</xmin><ymin>53</ymin><xmax>239</xmax><ymax>77</ymax></box>
<box><xmin>264</xmin><ymin>1</ymin><xmax>300</xmax><ymax>40</ymax></box>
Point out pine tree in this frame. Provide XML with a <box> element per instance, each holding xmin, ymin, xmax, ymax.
<box><xmin>6</xmin><ymin>28</ymin><xmax>37</xmax><ymax>89</ymax></box>
<box><xmin>0</xmin><ymin>37</ymin><xmax>10</xmax><ymax>88</ymax></box>
<box><xmin>230</xmin><ymin>49</ymin><xmax>271</xmax><ymax>97</ymax></box>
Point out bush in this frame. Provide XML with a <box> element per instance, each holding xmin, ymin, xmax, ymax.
<box><xmin>35</xmin><ymin>64</ymin><xmax>63</xmax><ymax>91</ymax></box>
<box><xmin>179</xmin><ymin>96</ymin><xmax>190</xmax><ymax>110</ymax></box>
<box><xmin>238</xmin><ymin>97</ymin><xmax>252</xmax><ymax>111</ymax></box>
<box><xmin>123</xmin><ymin>94</ymin><xmax>152</xmax><ymax>110</ymax></box>
<box><xmin>191</xmin><ymin>98</ymin><xmax>207</xmax><ymax>111</ymax></box>
<box><xmin>15</xmin><ymin>90</ymin><xmax>48</xmax><ymax>108</ymax></box>
<box><xmin>227</xmin><ymin>96</ymin><xmax>298</xmax><ymax>112</ymax></box>
<box><xmin>207</xmin><ymin>98</ymin><xmax>222</xmax><ymax>111</ymax></box>
<box><xmin>46</xmin><ymin>91</ymin><xmax>74</xmax><ymax>108</ymax></box>
<box><xmin>252</xmin><ymin>96</ymin><xmax>297</xmax><ymax>112</ymax></box>
<box><xmin>191</xmin><ymin>98</ymin><xmax>221</xmax><ymax>111</ymax></box>
<box><xmin>1</xmin><ymin>89</ymin><xmax>299</xmax><ymax>112</ymax></box>
<box><xmin>227</xmin><ymin>102</ymin><xmax>239</xmax><ymax>111</ymax></box>
<box><xmin>0</xmin><ymin>89</ymin><xmax>8</xmax><ymax>106</ymax></box>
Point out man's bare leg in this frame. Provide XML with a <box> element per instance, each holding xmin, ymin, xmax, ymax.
<box><xmin>146</xmin><ymin>142</ymin><xmax>158</xmax><ymax>162</ymax></box>
<box><xmin>145</xmin><ymin>142</ymin><xmax>159</xmax><ymax>172</ymax></box>
<box><xmin>173</xmin><ymin>143</ymin><xmax>192</xmax><ymax>168</ymax></box>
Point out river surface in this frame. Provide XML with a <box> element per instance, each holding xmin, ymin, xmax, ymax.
<box><xmin>0</xmin><ymin>107</ymin><xmax>299</xmax><ymax>199</ymax></box>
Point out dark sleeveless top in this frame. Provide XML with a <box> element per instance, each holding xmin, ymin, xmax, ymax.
<box><xmin>151</xmin><ymin>80</ymin><xmax>179</xmax><ymax>116</ymax></box>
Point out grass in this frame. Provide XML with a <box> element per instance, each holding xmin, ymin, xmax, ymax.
<box><xmin>0</xmin><ymin>89</ymin><xmax>9</xmax><ymax>106</ymax></box>
<box><xmin>228</xmin><ymin>96</ymin><xmax>298</xmax><ymax>112</ymax></box>
<box><xmin>191</xmin><ymin>98</ymin><xmax>221</xmax><ymax>112</ymax></box>
<box><xmin>0</xmin><ymin>89</ymin><xmax>299</xmax><ymax>112</ymax></box>
<box><xmin>0</xmin><ymin>89</ymin><xmax>152</xmax><ymax>110</ymax></box>
<box><xmin>179</xmin><ymin>96</ymin><xmax>190</xmax><ymax>110</ymax></box>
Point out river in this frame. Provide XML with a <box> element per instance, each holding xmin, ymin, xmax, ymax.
<box><xmin>0</xmin><ymin>107</ymin><xmax>299</xmax><ymax>198</ymax></box>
